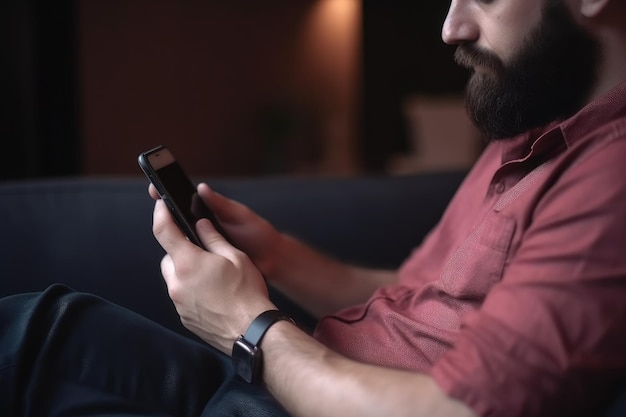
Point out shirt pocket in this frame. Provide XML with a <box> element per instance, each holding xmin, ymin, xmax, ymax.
<box><xmin>440</xmin><ymin>212</ymin><xmax>516</xmax><ymax>299</ymax></box>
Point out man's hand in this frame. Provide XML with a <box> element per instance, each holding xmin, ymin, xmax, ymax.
<box><xmin>152</xmin><ymin>198</ymin><xmax>276</xmax><ymax>354</ymax></box>
<box><xmin>149</xmin><ymin>182</ymin><xmax>397</xmax><ymax>320</ymax></box>
<box><xmin>149</xmin><ymin>182</ymin><xmax>285</xmax><ymax>277</ymax></box>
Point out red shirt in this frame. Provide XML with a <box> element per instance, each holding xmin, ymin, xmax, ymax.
<box><xmin>313</xmin><ymin>82</ymin><xmax>626</xmax><ymax>416</ymax></box>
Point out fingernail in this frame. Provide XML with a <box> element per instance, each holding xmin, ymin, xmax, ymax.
<box><xmin>197</xmin><ymin>218</ymin><xmax>212</xmax><ymax>231</ymax></box>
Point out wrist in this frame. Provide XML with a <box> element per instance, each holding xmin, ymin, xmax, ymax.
<box><xmin>231</xmin><ymin>309</ymin><xmax>295</xmax><ymax>384</ymax></box>
<box><xmin>257</xmin><ymin>232</ymin><xmax>292</xmax><ymax>281</ymax></box>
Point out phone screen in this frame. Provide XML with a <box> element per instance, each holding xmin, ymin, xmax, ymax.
<box><xmin>139</xmin><ymin>146</ymin><xmax>227</xmax><ymax>249</ymax></box>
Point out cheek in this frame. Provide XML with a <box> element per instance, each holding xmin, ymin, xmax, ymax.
<box><xmin>480</xmin><ymin>27</ymin><xmax>519</xmax><ymax>63</ymax></box>
<box><xmin>479</xmin><ymin>2</ymin><xmax>543</xmax><ymax>62</ymax></box>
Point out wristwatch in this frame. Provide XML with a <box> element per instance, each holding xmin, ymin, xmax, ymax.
<box><xmin>231</xmin><ymin>309</ymin><xmax>295</xmax><ymax>384</ymax></box>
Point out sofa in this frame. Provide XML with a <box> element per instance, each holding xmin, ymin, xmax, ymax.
<box><xmin>0</xmin><ymin>172</ymin><xmax>624</xmax><ymax>416</ymax></box>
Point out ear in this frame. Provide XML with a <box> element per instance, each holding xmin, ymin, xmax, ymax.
<box><xmin>579</xmin><ymin>0</ymin><xmax>610</xmax><ymax>18</ymax></box>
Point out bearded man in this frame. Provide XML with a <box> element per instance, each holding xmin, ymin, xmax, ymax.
<box><xmin>2</xmin><ymin>0</ymin><xmax>626</xmax><ymax>416</ymax></box>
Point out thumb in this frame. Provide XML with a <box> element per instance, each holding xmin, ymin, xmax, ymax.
<box><xmin>195</xmin><ymin>218</ymin><xmax>237</xmax><ymax>258</ymax></box>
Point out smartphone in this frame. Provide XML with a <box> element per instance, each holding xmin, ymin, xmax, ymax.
<box><xmin>138</xmin><ymin>145</ymin><xmax>229</xmax><ymax>249</ymax></box>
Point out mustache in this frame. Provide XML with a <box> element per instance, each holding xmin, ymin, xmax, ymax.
<box><xmin>454</xmin><ymin>44</ymin><xmax>505</xmax><ymax>73</ymax></box>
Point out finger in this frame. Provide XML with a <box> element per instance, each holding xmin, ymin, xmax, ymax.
<box><xmin>196</xmin><ymin>218</ymin><xmax>239</xmax><ymax>259</ymax></box>
<box><xmin>160</xmin><ymin>254</ymin><xmax>175</xmax><ymax>284</ymax></box>
<box><xmin>152</xmin><ymin>199</ymin><xmax>196</xmax><ymax>257</ymax></box>
<box><xmin>197</xmin><ymin>183</ymin><xmax>249</xmax><ymax>224</ymax></box>
<box><xmin>160</xmin><ymin>254</ymin><xmax>186</xmax><ymax>306</ymax></box>
<box><xmin>148</xmin><ymin>184</ymin><xmax>161</xmax><ymax>200</ymax></box>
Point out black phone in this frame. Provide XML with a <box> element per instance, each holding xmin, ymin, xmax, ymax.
<box><xmin>138</xmin><ymin>145</ymin><xmax>229</xmax><ymax>249</ymax></box>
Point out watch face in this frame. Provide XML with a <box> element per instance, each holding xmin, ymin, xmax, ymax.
<box><xmin>232</xmin><ymin>338</ymin><xmax>258</xmax><ymax>384</ymax></box>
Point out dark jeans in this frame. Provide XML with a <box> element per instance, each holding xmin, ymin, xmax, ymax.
<box><xmin>0</xmin><ymin>284</ymin><xmax>291</xmax><ymax>417</ymax></box>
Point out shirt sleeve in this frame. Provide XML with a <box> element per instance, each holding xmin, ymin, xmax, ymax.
<box><xmin>430</xmin><ymin>134</ymin><xmax>626</xmax><ymax>417</ymax></box>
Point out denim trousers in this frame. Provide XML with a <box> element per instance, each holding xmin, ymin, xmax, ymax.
<box><xmin>0</xmin><ymin>284</ymin><xmax>290</xmax><ymax>417</ymax></box>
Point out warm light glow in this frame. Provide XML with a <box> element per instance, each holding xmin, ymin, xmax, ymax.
<box><xmin>296</xmin><ymin>0</ymin><xmax>362</xmax><ymax>174</ymax></box>
<box><xmin>318</xmin><ymin>0</ymin><xmax>359</xmax><ymax>22</ymax></box>
<box><xmin>299</xmin><ymin>0</ymin><xmax>361</xmax><ymax>95</ymax></box>
<box><xmin>307</xmin><ymin>0</ymin><xmax>360</xmax><ymax>49</ymax></box>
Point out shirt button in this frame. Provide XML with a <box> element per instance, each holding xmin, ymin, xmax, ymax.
<box><xmin>495</xmin><ymin>182</ymin><xmax>505</xmax><ymax>194</ymax></box>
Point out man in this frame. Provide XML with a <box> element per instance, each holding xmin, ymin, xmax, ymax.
<box><xmin>2</xmin><ymin>0</ymin><xmax>625</xmax><ymax>416</ymax></box>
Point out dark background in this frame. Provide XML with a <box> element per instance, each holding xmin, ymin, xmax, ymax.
<box><xmin>0</xmin><ymin>0</ymin><xmax>468</xmax><ymax>180</ymax></box>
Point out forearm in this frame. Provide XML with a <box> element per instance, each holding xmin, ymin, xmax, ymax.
<box><xmin>262</xmin><ymin>321</ymin><xmax>476</xmax><ymax>417</ymax></box>
<box><xmin>267</xmin><ymin>234</ymin><xmax>398</xmax><ymax>318</ymax></box>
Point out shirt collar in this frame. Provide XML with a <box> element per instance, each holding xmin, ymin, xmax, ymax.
<box><xmin>559</xmin><ymin>80</ymin><xmax>626</xmax><ymax>147</ymax></box>
<box><xmin>500</xmin><ymin>80</ymin><xmax>626</xmax><ymax>165</ymax></box>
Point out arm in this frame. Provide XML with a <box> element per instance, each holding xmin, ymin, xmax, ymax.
<box><xmin>262</xmin><ymin>320</ymin><xmax>476</xmax><ymax>417</ymax></box>
<box><xmin>152</xmin><ymin>199</ymin><xmax>475</xmax><ymax>417</ymax></box>
<box><xmin>264</xmin><ymin>234</ymin><xmax>397</xmax><ymax>318</ymax></box>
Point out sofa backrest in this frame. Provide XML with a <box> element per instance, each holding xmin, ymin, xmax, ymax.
<box><xmin>0</xmin><ymin>173</ymin><xmax>464</xmax><ymax>334</ymax></box>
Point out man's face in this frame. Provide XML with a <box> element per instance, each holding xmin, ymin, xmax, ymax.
<box><xmin>445</xmin><ymin>0</ymin><xmax>599</xmax><ymax>141</ymax></box>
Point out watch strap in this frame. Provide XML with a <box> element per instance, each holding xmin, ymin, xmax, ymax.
<box><xmin>231</xmin><ymin>309</ymin><xmax>295</xmax><ymax>384</ymax></box>
<box><xmin>243</xmin><ymin>309</ymin><xmax>295</xmax><ymax>346</ymax></box>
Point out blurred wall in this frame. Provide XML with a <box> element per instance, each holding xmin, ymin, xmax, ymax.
<box><xmin>0</xmin><ymin>0</ymin><xmax>78</xmax><ymax>180</ymax></box>
<box><xmin>360</xmin><ymin>2</ymin><xmax>468</xmax><ymax>171</ymax></box>
<box><xmin>1</xmin><ymin>0</ymin><xmax>470</xmax><ymax>180</ymax></box>
<box><xmin>79</xmin><ymin>0</ymin><xmax>361</xmax><ymax>177</ymax></box>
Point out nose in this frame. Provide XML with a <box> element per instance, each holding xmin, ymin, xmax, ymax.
<box><xmin>442</xmin><ymin>0</ymin><xmax>479</xmax><ymax>45</ymax></box>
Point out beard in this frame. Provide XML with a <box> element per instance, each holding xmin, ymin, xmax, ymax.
<box><xmin>454</xmin><ymin>0</ymin><xmax>600</xmax><ymax>141</ymax></box>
